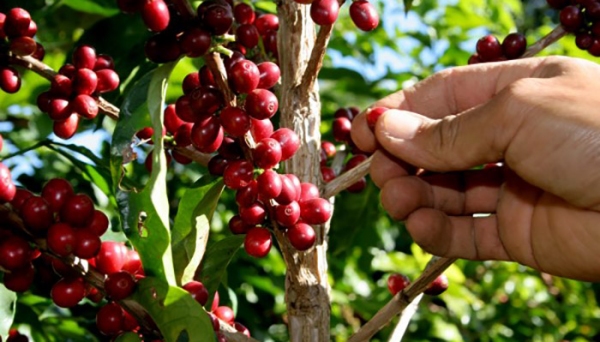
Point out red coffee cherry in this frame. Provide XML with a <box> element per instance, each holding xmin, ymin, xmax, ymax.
<box><xmin>0</xmin><ymin>67</ymin><xmax>21</xmax><ymax>94</ymax></box>
<box><xmin>191</xmin><ymin>116</ymin><xmax>224</xmax><ymax>153</ymax></box>
<box><xmin>84</xmin><ymin>210</ymin><xmax>110</xmax><ymax>236</ymax></box>
<box><xmin>299</xmin><ymin>182</ymin><xmax>319</xmax><ymax>203</ymax></box>
<box><xmin>228</xmin><ymin>214</ymin><xmax>252</xmax><ymax>235</ymax></box>
<box><xmin>236</xmin><ymin>24</ymin><xmax>260</xmax><ymax>49</ymax></box>
<box><xmin>299</xmin><ymin>198</ymin><xmax>332</xmax><ymax>224</ymax></box>
<box><xmin>47</xmin><ymin>223</ymin><xmax>76</xmax><ymax>257</ymax></box>
<box><xmin>21</xmin><ymin>196</ymin><xmax>53</xmax><ymax>232</ymax></box>
<box><xmin>501</xmin><ymin>33</ymin><xmax>527</xmax><ymax>59</ymax></box>
<box><xmin>32</xmin><ymin>42</ymin><xmax>45</xmax><ymax>60</ymax></box>
<box><xmin>275</xmin><ymin>175</ymin><xmax>299</xmax><ymax>205</ymax></box>
<box><xmin>257</xmin><ymin>62</ymin><xmax>280</xmax><ymax>89</ymax></box>
<box><xmin>257</xmin><ymin>169</ymin><xmax>283</xmax><ymax>199</ymax></box>
<box><xmin>239</xmin><ymin>202</ymin><xmax>267</xmax><ymax>225</ymax></box>
<box><xmin>51</xmin><ymin>277</ymin><xmax>86</xmax><ymax>308</ymax></box>
<box><xmin>235</xmin><ymin>180</ymin><xmax>258</xmax><ymax>207</ymax></box>
<box><xmin>180</xmin><ymin>28</ymin><xmax>212</xmax><ymax>57</ymax></box>
<box><xmin>164</xmin><ymin>104</ymin><xmax>184</xmax><ymax>133</ymax></box>
<box><xmin>332</xmin><ymin>117</ymin><xmax>352</xmax><ymax>142</ymax></box>
<box><xmin>10</xmin><ymin>188</ymin><xmax>33</xmax><ymax>213</ymax></box>
<box><xmin>214</xmin><ymin>306</ymin><xmax>235</xmax><ymax>325</ymax></box>
<box><xmin>59</xmin><ymin>64</ymin><xmax>76</xmax><ymax>78</ymax></box>
<box><xmin>208</xmin><ymin>155</ymin><xmax>229</xmax><ymax>176</ymax></box>
<box><xmin>234</xmin><ymin>3</ymin><xmax>256</xmax><ymax>24</ymax></box>
<box><xmin>53</xmin><ymin>114</ymin><xmax>80</xmax><ymax>139</ymax></box>
<box><xmin>183</xmin><ymin>280</ymin><xmax>209</xmax><ymax>306</ymax></box>
<box><xmin>121</xmin><ymin>249</ymin><xmax>144</xmax><ymax>276</ymax></box>
<box><xmin>560</xmin><ymin>5</ymin><xmax>583</xmax><ymax>32</ymax></box>
<box><xmin>250</xmin><ymin>118</ymin><xmax>274</xmax><ymax>142</ymax></box>
<box><xmin>387</xmin><ymin>273</ymin><xmax>410</xmax><ymax>296</ymax></box>
<box><xmin>244</xmin><ymin>227</ymin><xmax>272</xmax><ymax>258</ymax></box>
<box><xmin>254</xmin><ymin>14</ymin><xmax>278</xmax><ymax>35</ymax></box>
<box><xmin>0</xmin><ymin>235</ymin><xmax>32</xmax><ymax>271</ymax></box>
<box><xmin>73</xmin><ymin>68</ymin><xmax>98</xmax><ymax>95</ymax></box>
<box><xmin>287</xmin><ymin>222</ymin><xmax>316</xmax><ymax>251</ymax></box>
<box><xmin>10</xmin><ymin>36</ymin><xmax>37</xmax><ymax>56</ymax></box>
<box><xmin>229</xmin><ymin>59</ymin><xmax>260</xmax><ymax>94</ymax></box>
<box><xmin>321</xmin><ymin>141</ymin><xmax>336</xmax><ymax>158</ymax></box>
<box><xmin>253</xmin><ymin>138</ymin><xmax>283</xmax><ymax>169</ymax></box>
<box><xmin>347</xmin><ymin>177</ymin><xmax>367</xmax><ymax>193</ymax></box>
<box><xmin>0</xmin><ymin>163</ymin><xmax>16</xmax><ymax>203</ymax></box>
<box><xmin>73</xmin><ymin>45</ymin><xmax>97</xmax><ymax>70</ymax></box>
<box><xmin>94</xmin><ymin>54</ymin><xmax>115</xmax><ymax>70</ymax></box>
<box><xmin>310</xmin><ymin>0</ymin><xmax>340</xmax><ymax>25</ymax></box>
<box><xmin>275</xmin><ymin>201</ymin><xmax>301</xmax><ymax>227</ymax></box>
<box><xmin>50</xmin><ymin>74</ymin><xmax>73</xmax><ymax>97</ymax></box>
<box><xmin>334</xmin><ymin>107</ymin><xmax>354</xmax><ymax>120</ymax></box>
<box><xmin>189</xmin><ymin>87</ymin><xmax>224</xmax><ymax>117</ymax></box>
<box><xmin>220</xmin><ymin>106</ymin><xmax>251</xmax><ymax>137</ymax></box>
<box><xmin>142</xmin><ymin>0</ymin><xmax>170</xmax><ymax>32</ymax></box>
<box><xmin>73</xmin><ymin>229</ymin><xmax>102</xmax><ymax>259</ymax></box>
<box><xmin>4</xmin><ymin>8</ymin><xmax>32</xmax><ymax>38</ymax></box>
<box><xmin>105</xmin><ymin>271</ymin><xmax>136</xmax><ymax>300</ymax></box>
<box><xmin>270</xmin><ymin>128</ymin><xmax>300</xmax><ymax>161</ymax></box>
<box><xmin>424</xmin><ymin>274</ymin><xmax>449</xmax><ymax>296</ymax></box>
<box><xmin>349</xmin><ymin>0</ymin><xmax>379</xmax><ymax>31</ymax></box>
<box><xmin>72</xmin><ymin>94</ymin><xmax>99</xmax><ymax>119</ymax></box>
<box><xmin>475</xmin><ymin>34</ymin><xmax>502</xmax><ymax>62</ymax></box>
<box><xmin>365</xmin><ymin>106</ymin><xmax>388</xmax><ymax>130</ymax></box>
<box><xmin>96</xmin><ymin>302</ymin><xmax>124</xmax><ymax>336</ymax></box>
<box><xmin>41</xmin><ymin>178</ymin><xmax>74</xmax><ymax>212</ymax></box>
<box><xmin>95</xmin><ymin>241</ymin><xmax>128</xmax><ymax>275</ymax></box>
<box><xmin>3</xmin><ymin>264</ymin><xmax>35</xmax><ymax>292</ymax></box>
<box><xmin>47</xmin><ymin>98</ymin><xmax>72</xmax><ymax>121</ymax></box>
<box><xmin>223</xmin><ymin>160</ymin><xmax>254</xmax><ymax>190</ymax></box>
<box><xmin>61</xmin><ymin>193</ymin><xmax>94</xmax><ymax>227</ymax></box>
<box><xmin>95</xmin><ymin>69</ymin><xmax>120</xmax><ymax>93</ymax></box>
<box><xmin>203</xmin><ymin>1</ymin><xmax>235</xmax><ymax>35</ymax></box>
<box><xmin>245</xmin><ymin>89</ymin><xmax>278</xmax><ymax>120</ymax></box>
<box><xmin>321</xmin><ymin>166</ymin><xmax>335</xmax><ymax>183</ymax></box>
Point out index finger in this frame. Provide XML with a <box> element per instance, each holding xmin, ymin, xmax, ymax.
<box><xmin>351</xmin><ymin>57</ymin><xmax>555</xmax><ymax>153</ymax></box>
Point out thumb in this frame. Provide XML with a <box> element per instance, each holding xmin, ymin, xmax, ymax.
<box><xmin>375</xmin><ymin>107</ymin><xmax>512</xmax><ymax>172</ymax></box>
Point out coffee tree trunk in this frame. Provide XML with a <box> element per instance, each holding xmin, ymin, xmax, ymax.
<box><xmin>277</xmin><ymin>1</ymin><xmax>331</xmax><ymax>341</ymax></box>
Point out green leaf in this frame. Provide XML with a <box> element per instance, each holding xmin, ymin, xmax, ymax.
<box><xmin>172</xmin><ymin>176</ymin><xmax>225</xmax><ymax>286</ymax></box>
<box><xmin>0</xmin><ymin>283</ymin><xmax>17</xmax><ymax>338</ymax></box>
<box><xmin>114</xmin><ymin>332</ymin><xmax>142</xmax><ymax>342</ymax></box>
<box><xmin>130</xmin><ymin>277</ymin><xmax>216</xmax><ymax>342</ymax></box>
<box><xmin>199</xmin><ymin>235</ymin><xmax>245</xmax><ymax>300</ymax></box>
<box><xmin>111</xmin><ymin>62</ymin><xmax>178</xmax><ymax>285</ymax></box>
<box><xmin>45</xmin><ymin>143</ymin><xmax>115</xmax><ymax>205</ymax></box>
<box><xmin>61</xmin><ymin>0</ymin><xmax>120</xmax><ymax>16</ymax></box>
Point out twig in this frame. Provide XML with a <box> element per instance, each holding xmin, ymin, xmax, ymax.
<box><xmin>204</xmin><ymin>52</ymin><xmax>236</xmax><ymax>106</ymax></box>
<box><xmin>322</xmin><ymin>154</ymin><xmax>372</xmax><ymax>198</ymax></box>
<box><xmin>8</xmin><ymin>55</ymin><xmax>120</xmax><ymax>120</ymax></box>
<box><xmin>347</xmin><ymin>256</ymin><xmax>456</xmax><ymax>342</ymax></box>
<box><xmin>299</xmin><ymin>24</ymin><xmax>334</xmax><ymax>92</ymax></box>
<box><xmin>522</xmin><ymin>25</ymin><xmax>567</xmax><ymax>58</ymax></box>
<box><xmin>387</xmin><ymin>293</ymin><xmax>423</xmax><ymax>342</ymax></box>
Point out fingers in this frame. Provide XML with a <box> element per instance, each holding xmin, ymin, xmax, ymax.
<box><xmin>369</xmin><ymin>150</ymin><xmax>414</xmax><ymax>188</ymax></box>
<box><xmin>374</xmin><ymin>78</ymin><xmax>528</xmax><ymax>172</ymax></box>
<box><xmin>379</xmin><ymin>167</ymin><xmax>503</xmax><ymax>220</ymax></box>
<box><xmin>351</xmin><ymin>57</ymin><xmax>552</xmax><ymax>153</ymax></box>
<box><xmin>373</xmin><ymin>57</ymin><xmax>550</xmax><ymax>119</ymax></box>
<box><xmin>405</xmin><ymin>208</ymin><xmax>511</xmax><ymax>261</ymax></box>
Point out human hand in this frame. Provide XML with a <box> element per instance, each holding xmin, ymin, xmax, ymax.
<box><xmin>351</xmin><ymin>56</ymin><xmax>600</xmax><ymax>281</ymax></box>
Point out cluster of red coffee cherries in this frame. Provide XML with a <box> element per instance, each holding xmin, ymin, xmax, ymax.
<box><xmin>0</xmin><ymin>136</ymin><xmax>16</xmax><ymax>203</ymax></box>
<box><xmin>0</xmin><ymin>177</ymin><xmax>149</xmax><ymax>338</ymax></box>
<box><xmin>35</xmin><ymin>45</ymin><xmax>120</xmax><ymax>139</ymax></box>
<box><xmin>0</xmin><ymin>8</ymin><xmax>44</xmax><ymax>94</ymax></box>
<box><xmin>305</xmin><ymin>0</ymin><xmax>380</xmax><ymax>32</ymax></box>
<box><xmin>0</xmin><ymin>329</ymin><xmax>28</xmax><ymax>342</ymax></box>
<box><xmin>387</xmin><ymin>273</ymin><xmax>449</xmax><ymax>297</ymax></box>
<box><xmin>547</xmin><ymin>0</ymin><xmax>600</xmax><ymax>56</ymax></box>
<box><xmin>468</xmin><ymin>33</ymin><xmax>528</xmax><ymax>64</ymax></box>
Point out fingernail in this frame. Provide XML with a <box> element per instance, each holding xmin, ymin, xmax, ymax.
<box><xmin>380</xmin><ymin>110</ymin><xmax>423</xmax><ymax>140</ymax></box>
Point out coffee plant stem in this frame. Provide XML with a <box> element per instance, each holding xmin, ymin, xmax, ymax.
<box><xmin>387</xmin><ymin>293</ymin><xmax>423</xmax><ymax>342</ymax></box>
<box><xmin>322</xmin><ymin>154</ymin><xmax>372</xmax><ymax>198</ymax></box>
<box><xmin>522</xmin><ymin>25</ymin><xmax>567</xmax><ymax>58</ymax></box>
<box><xmin>300</xmin><ymin>24</ymin><xmax>335</xmax><ymax>91</ymax></box>
<box><xmin>347</xmin><ymin>257</ymin><xmax>457</xmax><ymax>342</ymax></box>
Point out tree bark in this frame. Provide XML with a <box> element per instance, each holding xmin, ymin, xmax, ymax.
<box><xmin>277</xmin><ymin>1</ymin><xmax>331</xmax><ymax>341</ymax></box>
